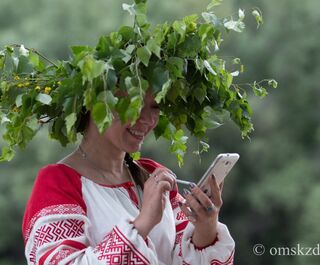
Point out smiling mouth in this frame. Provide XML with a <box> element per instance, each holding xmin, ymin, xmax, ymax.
<box><xmin>127</xmin><ymin>128</ymin><xmax>145</xmax><ymax>140</ymax></box>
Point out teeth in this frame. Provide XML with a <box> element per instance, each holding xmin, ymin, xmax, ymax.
<box><xmin>129</xmin><ymin>129</ymin><xmax>144</xmax><ymax>137</ymax></box>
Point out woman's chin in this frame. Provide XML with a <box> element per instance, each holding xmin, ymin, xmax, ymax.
<box><xmin>126</xmin><ymin>142</ymin><xmax>143</xmax><ymax>154</ymax></box>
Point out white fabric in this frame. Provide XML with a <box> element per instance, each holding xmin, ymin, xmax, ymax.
<box><xmin>24</xmin><ymin>171</ymin><xmax>235</xmax><ymax>264</ymax></box>
<box><xmin>81</xmin><ymin>177</ymin><xmax>176</xmax><ymax>265</ymax></box>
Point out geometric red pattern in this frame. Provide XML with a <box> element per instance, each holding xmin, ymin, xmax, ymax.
<box><xmin>25</xmin><ymin>204</ymin><xmax>85</xmax><ymax>243</ymax></box>
<box><xmin>28</xmin><ymin>219</ymin><xmax>84</xmax><ymax>264</ymax></box>
<box><xmin>94</xmin><ymin>226</ymin><xmax>149</xmax><ymax>265</ymax></box>
<box><xmin>34</xmin><ymin>219</ymin><xmax>84</xmax><ymax>247</ymax></box>
<box><xmin>47</xmin><ymin>247</ymin><xmax>77</xmax><ymax>265</ymax></box>
<box><xmin>210</xmin><ymin>250</ymin><xmax>234</xmax><ymax>265</ymax></box>
<box><xmin>170</xmin><ymin>193</ymin><xmax>185</xmax><ymax>210</ymax></box>
<box><xmin>175</xmin><ymin>232</ymin><xmax>184</xmax><ymax>257</ymax></box>
<box><xmin>182</xmin><ymin>249</ymin><xmax>234</xmax><ymax>265</ymax></box>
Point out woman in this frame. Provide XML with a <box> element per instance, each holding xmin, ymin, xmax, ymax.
<box><xmin>22</xmin><ymin>90</ymin><xmax>235</xmax><ymax>264</ymax></box>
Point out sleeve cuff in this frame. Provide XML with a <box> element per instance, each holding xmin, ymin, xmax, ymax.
<box><xmin>180</xmin><ymin>221</ymin><xmax>235</xmax><ymax>264</ymax></box>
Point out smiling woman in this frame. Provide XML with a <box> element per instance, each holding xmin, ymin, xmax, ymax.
<box><xmin>22</xmin><ymin>89</ymin><xmax>235</xmax><ymax>265</ymax></box>
<box><xmin>0</xmin><ymin>0</ymin><xmax>276</xmax><ymax>264</ymax></box>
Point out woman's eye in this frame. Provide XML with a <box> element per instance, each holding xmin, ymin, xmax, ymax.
<box><xmin>152</xmin><ymin>105</ymin><xmax>160</xmax><ymax>110</ymax></box>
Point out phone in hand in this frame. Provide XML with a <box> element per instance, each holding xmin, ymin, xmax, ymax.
<box><xmin>197</xmin><ymin>153</ymin><xmax>240</xmax><ymax>197</ymax></box>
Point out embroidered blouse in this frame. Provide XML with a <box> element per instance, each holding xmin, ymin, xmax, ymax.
<box><xmin>22</xmin><ymin>158</ymin><xmax>235</xmax><ymax>265</ymax></box>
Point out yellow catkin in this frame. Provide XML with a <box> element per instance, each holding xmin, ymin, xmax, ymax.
<box><xmin>44</xmin><ymin>87</ymin><xmax>52</xmax><ymax>94</ymax></box>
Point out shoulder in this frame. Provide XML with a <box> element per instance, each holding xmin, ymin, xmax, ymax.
<box><xmin>137</xmin><ymin>157</ymin><xmax>166</xmax><ymax>173</ymax></box>
<box><xmin>36</xmin><ymin>163</ymin><xmax>82</xmax><ymax>187</ymax></box>
<box><xmin>137</xmin><ymin>158</ymin><xmax>178</xmax><ymax>200</ymax></box>
<box><xmin>31</xmin><ymin>163</ymin><xmax>84</xmax><ymax>205</ymax></box>
<box><xmin>23</xmin><ymin>164</ymin><xmax>86</xmax><ymax>230</ymax></box>
<box><xmin>22</xmin><ymin>164</ymin><xmax>86</xmax><ymax>241</ymax></box>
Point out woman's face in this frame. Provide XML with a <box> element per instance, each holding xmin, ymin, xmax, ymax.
<box><xmin>104</xmin><ymin>90</ymin><xmax>160</xmax><ymax>153</ymax></box>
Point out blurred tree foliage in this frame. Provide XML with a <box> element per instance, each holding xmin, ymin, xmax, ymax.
<box><xmin>0</xmin><ymin>0</ymin><xmax>319</xmax><ymax>264</ymax></box>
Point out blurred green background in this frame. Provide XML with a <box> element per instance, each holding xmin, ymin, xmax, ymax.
<box><xmin>0</xmin><ymin>0</ymin><xmax>319</xmax><ymax>264</ymax></box>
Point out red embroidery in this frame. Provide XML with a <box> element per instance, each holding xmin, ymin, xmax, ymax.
<box><xmin>29</xmin><ymin>219</ymin><xmax>84</xmax><ymax>264</ymax></box>
<box><xmin>171</xmin><ymin>193</ymin><xmax>185</xmax><ymax>210</ymax></box>
<box><xmin>182</xmin><ymin>250</ymin><xmax>234</xmax><ymax>265</ymax></box>
<box><xmin>47</xmin><ymin>248</ymin><xmax>76</xmax><ymax>265</ymax></box>
<box><xmin>25</xmin><ymin>204</ymin><xmax>85</xmax><ymax>242</ymax></box>
<box><xmin>39</xmin><ymin>240</ymin><xmax>86</xmax><ymax>265</ymax></box>
<box><xmin>176</xmin><ymin>211</ymin><xmax>188</xmax><ymax>221</ymax></box>
<box><xmin>94</xmin><ymin>226</ymin><xmax>149</xmax><ymax>265</ymax></box>
<box><xmin>210</xmin><ymin>250</ymin><xmax>234</xmax><ymax>265</ymax></box>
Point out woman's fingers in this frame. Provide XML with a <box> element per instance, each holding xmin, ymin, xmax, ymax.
<box><xmin>150</xmin><ymin>167</ymin><xmax>176</xmax><ymax>190</ymax></box>
<box><xmin>184</xmin><ymin>188</ymin><xmax>217</xmax><ymax>218</ymax></box>
<box><xmin>178</xmin><ymin>201</ymin><xmax>196</xmax><ymax>222</ymax></box>
<box><xmin>181</xmin><ymin>175</ymin><xmax>224</xmax><ymax>221</ymax></box>
<box><xmin>208</xmin><ymin>175</ymin><xmax>223</xmax><ymax>208</ymax></box>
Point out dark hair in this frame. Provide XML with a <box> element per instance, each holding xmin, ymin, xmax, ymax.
<box><xmin>124</xmin><ymin>153</ymin><xmax>148</xmax><ymax>189</ymax></box>
<box><xmin>77</xmin><ymin>108</ymin><xmax>90</xmax><ymax>134</ymax></box>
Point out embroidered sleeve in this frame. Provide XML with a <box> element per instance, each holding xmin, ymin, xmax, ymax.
<box><xmin>170</xmin><ymin>190</ymin><xmax>235</xmax><ymax>265</ymax></box>
<box><xmin>23</xmin><ymin>165</ymin><xmax>157</xmax><ymax>265</ymax></box>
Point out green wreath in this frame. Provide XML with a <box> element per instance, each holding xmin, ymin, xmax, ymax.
<box><xmin>0</xmin><ymin>0</ymin><xmax>276</xmax><ymax>165</ymax></box>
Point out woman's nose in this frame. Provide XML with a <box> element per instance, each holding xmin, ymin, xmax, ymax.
<box><xmin>138</xmin><ymin>108</ymin><xmax>158</xmax><ymax>126</ymax></box>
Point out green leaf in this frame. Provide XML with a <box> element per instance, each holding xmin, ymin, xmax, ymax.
<box><xmin>224</xmin><ymin>73</ymin><xmax>233</xmax><ymax>88</ymax></box>
<box><xmin>0</xmin><ymin>146</ymin><xmax>15</xmax><ymax>162</ymax></box>
<box><xmin>232</xmin><ymin>58</ymin><xmax>241</xmax><ymax>64</ymax></box>
<box><xmin>154</xmin><ymin>115</ymin><xmax>170</xmax><ymax>139</ymax></box>
<box><xmin>193</xmin><ymin>83</ymin><xmax>207</xmax><ymax>104</ymax></box>
<box><xmin>170</xmin><ymin>129</ymin><xmax>188</xmax><ymax>167</ymax></box>
<box><xmin>84</xmin><ymin>86</ymin><xmax>96</xmax><ymax>109</ymax></box>
<box><xmin>78</xmin><ymin>55</ymin><xmax>105</xmax><ymax>83</ymax></box>
<box><xmin>97</xmin><ymin>90</ymin><xmax>119</xmax><ymax>108</ymax></box>
<box><xmin>252</xmin><ymin>9</ymin><xmax>263</xmax><ymax>28</ymax></box>
<box><xmin>71</xmin><ymin>45</ymin><xmax>94</xmax><ymax>63</ymax></box>
<box><xmin>92</xmin><ymin>102</ymin><xmax>112</xmax><ymax>133</ymax></box>
<box><xmin>224</xmin><ymin>19</ymin><xmax>245</xmax><ymax>32</ymax></box>
<box><xmin>106</xmin><ymin>91</ymin><xmax>119</xmax><ymax>107</ymax></box>
<box><xmin>173</xmin><ymin>20</ymin><xmax>187</xmax><ymax>43</ymax></box>
<box><xmin>18</xmin><ymin>45</ymin><xmax>29</xmax><ymax>57</ymax></box>
<box><xmin>238</xmin><ymin>9</ymin><xmax>245</xmax><ymax>21</ymax></box>
<box><xmin>137</xmin><ymin>46</ymin><xmax>152</xmax><ymax>67</ymax></box>
<box><xmin>92</xmin><ymin>102</ymin><xmax>107</xmax><ymax>123</ymax></box>
<box><xmin>126</xmin><ymin>96</ymin><xmax>143</xmax><ymax>123</ymax></box>
<box><xmin>65</xmin><ymin>113</ymin><xmax>77</xmax><ymax>136</ymax></box>
<box><xmin>134</xmin><ymin>0</ymin><xmax>147</xmax><ymax>4</ymax></box>
<box><xmin>130</xmin><ymin>152</ymin><xmax>141</xmax><ymax>160</ymax></box>
<box><xmin>147</xmin><ymin>39</ymin><xmax>161</xmax><ymax>58</ymax></box>
<box><xmin>207</xmin><ymin>0</ymin><xmax>222</xmax><ymax>10</ymax></box>
<box><xmin>0</xmin><ymin>52</ymin><xmax>5</xmax><ymax>70</ymax></box>
<box><xmin>148</xmin><ymin>66</ymin><xmax>170</xmax><ymax>93</ymax></box>
<box><xmin>155</xmin><ymin>79</ymin><xmax>172</xmax><ymax>104</ymax></box>
<box><xmin>15</xmin><ymin>94</ymin><xmax>23</xmax><ymax>107</ymax></box>
<box><xmin>36</xmin><ymin>93</ymin><xmax>52</xmax><ymax>105</ymax></box>
<box><xmin>202</xmin><ymin>12</ymin><xmax>220</xmax><ymax>26</ymax></box>
<box><xmin>119</xmin><ymin>26</ymin><xmax>135</xmax><ymax>42</ymax></box>
<box><xmin>166</xmin><ymin>57</ymin><xmax>184</xmax><ymax>78</ymax></box>
<box><xmin>122</xmin><ymin>3</ymin><xmax>136</xmax><ymax>16</ymax></box>
<box><xmin>268</xmin><ymin>79</ymin><xmax>278</xmax><ymax>88</ymax></box>
<box><xmin>28</xmin><ymin>52</ymin><xmax>45</xmax><ymax>71</ymax></box>
<box><xmin>203</xmin><ymin>60</ymin><xmax>217</xmax><ymax>75</ymax></box>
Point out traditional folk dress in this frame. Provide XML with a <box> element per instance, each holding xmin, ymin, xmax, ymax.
<box><xmin>22</xmin><ymin>158</ymin><xmax>235</xmax><ymax>265</ymax></box>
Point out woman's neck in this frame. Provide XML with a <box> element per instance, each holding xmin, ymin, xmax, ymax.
<box><xmin>78</xmin><ymin>124</ymin><xmax>127</xmax><ymax>181</ymax></box>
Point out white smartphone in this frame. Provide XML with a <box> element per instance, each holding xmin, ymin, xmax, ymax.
<box><xmin>197</xmin><ymin>153</ymin><xmax>240</xmax><ymax>196</ymax></box>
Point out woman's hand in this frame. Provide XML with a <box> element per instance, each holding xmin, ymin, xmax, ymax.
<box><xmin>133</xmin><ymin>168</ymin><xmax>176</xmax><ymax>239</ymax></box>
<box><xmin>180</xmin><ymin>175</ymin><xmax>224</xmax><ymax>248</ymax></box>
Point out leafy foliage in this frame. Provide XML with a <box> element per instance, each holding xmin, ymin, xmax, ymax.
<box><xmin>0</xmin><ymin>0</ymin><xmax>273</xmax><ymax>165</ymax></box>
